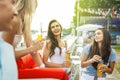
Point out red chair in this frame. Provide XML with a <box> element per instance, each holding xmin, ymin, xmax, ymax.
<box><xmin>16</xmin><ymin>54</ymin><xmax>69</xmax><ymax>80</ymax></box>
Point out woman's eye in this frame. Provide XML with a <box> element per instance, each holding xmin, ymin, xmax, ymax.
<box><xmin>56</xmin><ymin>25</ymin><xmax>59</xmax><ymax>27</ymax></box>
<box><xmin>51</xmin><ymin>26</ymin><xmax>54</xmax><ymax>28</ymax></box>
<box><xmin>97</xmin><ymin>33</ymin><xmax>101</xmax><ymax>35</ymax></box>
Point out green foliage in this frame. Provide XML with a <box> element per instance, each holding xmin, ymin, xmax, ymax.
<box><xmin>79</xmin><ymin>0</ymin><xmax>114</xmax><ymax>9</ymax></box>
<box><xmin>62</xmin><ymin>28</ymin><xmax>72</xmax><ymax>34</ymax></box>
<box><xmin>112</xmin><ymin>46</ymin><xmax>120</xmax><ymax>55</ymax></box>
<box><xmin>73</xmin><ymin>16</ymin><xmax>77</xmax><ymax>27</ymax></box>
<box><xmin>73</xmin><ymin>0</ymin><xmax>120</xmax><ymax>27</ymax></box>
<box><xmin>115</xmin><ymin>62</ymin><xmax>120</xmax><ymax>73</ymax></box>
<box><xmin>31</xmin><ymin>30</ymin><xmax>38</xmax><ymax>34</ymax></box>
<box><xmin>112</xmin><ymin>46</ymin><xmax>120</xmax><ymax>73</ymax></box>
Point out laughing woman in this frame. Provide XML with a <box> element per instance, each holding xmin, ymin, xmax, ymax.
<box><xmin>43</xmin><ymin>19</ymin><xmax>71</xmax><ymax>76</ymax></box>
<box><xmin>80</xmin><ymin>28</ymin><xmax>116</xmax><ymax>80</ymax></box>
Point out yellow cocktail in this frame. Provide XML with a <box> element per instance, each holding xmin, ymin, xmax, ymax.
<box><xmin>65</xmin><ymin>53</ymin><xmax>70</xmax><ymax>68</ymax></box>
<box><xmin>36</xmin><ymin>34</ymin><xmax>42</xmax><ymax>41</ymax></box>
<box><xmin>97</xmin><ymin>63</ymin><xmax>103</xmax><ymax>77</ymax></box>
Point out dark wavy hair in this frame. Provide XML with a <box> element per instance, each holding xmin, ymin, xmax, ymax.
<box><xmin>88</xmin><ymin>28</ymin><xmax>111</xmax><ymax>70</ymax></box>
<box><xmin>47</xmin><ymin>19</ymin><xmax>62</xmax><ymax>57</ymax></box>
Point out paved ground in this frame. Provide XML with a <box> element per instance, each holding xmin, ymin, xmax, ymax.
<box><xmin>106</xmin><ymin>68</ymin><xmax>120</xmax><ymax>80</ymax></box>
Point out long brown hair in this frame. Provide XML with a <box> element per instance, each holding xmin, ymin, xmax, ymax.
<box><xmin>47</xmin><ymin>19</ymin><xmax>62</xmax><ymax>57</ymax></box>
<box><xmin>88</xmin><ymin>28</ymin><xmax>111</xmax><ymax>69</ymax></box>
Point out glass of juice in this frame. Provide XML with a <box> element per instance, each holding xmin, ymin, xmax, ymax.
<box><xmin>97</xmin><ymin>63</ymin><xmax>103</xmax><ymax>77</ymax></box>
<box><xmin>36</xmin><ymin>34</ymin><xmax>42</xmax><ymax>41</ymax></box>
<box><xmin>65</xmin><ymin>53</ymin><xmax>70</xmax><ymax>68</ymax></box>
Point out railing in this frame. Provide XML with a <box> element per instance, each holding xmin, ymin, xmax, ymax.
<box><xmin>65</xmin><ymin>35</ymin><xmax>84</xmax><ymax>80</ymax></box>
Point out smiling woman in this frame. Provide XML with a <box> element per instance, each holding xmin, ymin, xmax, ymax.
<box><xmin>43</xmin><ymin>19</ymin><xmax>71</xmax><ymax>79</ymax></box>
<box><xmin>80</xmin><ymin>28</ymin><xmax>116</xmax><ymax>80</ymax></box>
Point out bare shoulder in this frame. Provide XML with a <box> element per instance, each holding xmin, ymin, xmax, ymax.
<box><xmin>45</xmin><ymin>39</ymin><xmax>52</xmax><ymax>48</ymax></box>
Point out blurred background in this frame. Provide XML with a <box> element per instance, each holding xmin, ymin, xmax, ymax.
<box><xmin>18</xmin><ymin>0</ymin><xmax>120</xmax><ymax>79</ymax></box>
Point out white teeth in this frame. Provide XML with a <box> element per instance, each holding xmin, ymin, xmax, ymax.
<box><xmin>55</xmin><ymin>30</ymin><xmax>59</xmax><ymax>33</ymax></box>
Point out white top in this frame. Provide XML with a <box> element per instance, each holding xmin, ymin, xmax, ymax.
<box><xmin>13</xmin><ymin>34</ymin><xmax>22</xmax><ymax>47</ymax></box>
<box><xmin>50</xmin><ymin>47</ymin><xmax>66</xmax><ymax>64</ymax></box>
<box><xmin>49</xmin><ymin>41</ymin><xmax>70</xmax><ymax>73</ymax></box>
<box><xmin>50</xmin><ymin>40</ymin><xmax>66</xmax><ymax>63</ymax></box>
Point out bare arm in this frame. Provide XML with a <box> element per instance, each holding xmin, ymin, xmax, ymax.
<box><xmin>101</xmin><ymin>62</ymin><xmax>115</xmax><ymax>74</ymax></box>
<box><xmin>15</xmin><ymin>40</ymin><xmax>44</xmax><ymax>66</ymax></box>
<box><xmin>81</xmin><ymin>53</ymin><xmax>94</xmax><ymax>68</ymax></box>
<box><xmin>3</xmin><ymin>30</ymin><xmax>44</xmax><ymax>67</ymax></box>
<box><xmin>15</xmin><ymin>46</ymin><xmax>36</xmax><ymax>58</ymax></box>
<box><xmin>81</xmin><ymin>53</ymin><xmax>101</xmax><ymax>68</ymax></box>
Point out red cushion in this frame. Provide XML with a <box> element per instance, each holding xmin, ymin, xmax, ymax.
<box><xmin>18</xmin><ymin>68</ymin><xmax>69</xmax><ymax>80</ymax></box>
<box><xmin>16</xmin><ymin>54</ymin><xmax>37</xmax><ymax>69</ymax></box>
<box><xmin>16</xmin><ymin>54</ymin><xmax>69</xmax><ymax>80</ymax></box>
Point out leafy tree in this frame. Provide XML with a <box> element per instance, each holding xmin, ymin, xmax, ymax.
<box><xmin>73</xmin><ymin>0</ymin><xmax>120</xmax><ymax>26</ymax></box>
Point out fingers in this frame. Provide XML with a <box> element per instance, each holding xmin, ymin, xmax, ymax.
<box><xmin>31</xmin><ymin>41</ymin><xmax>44</xmax><ymax>52</ymax></box>
<box><xmin>66</xmin><ymin>50</ymin><xmax>71</xmax><ymax>54</ymax></box>
<box><xmin>92</xmin><ymin>55</ymin><xmax>101</xmax><ymax>62</ymax></box>
<box><xmin>38</xmin><ymin>41</ymin><xmax>44</xmax><ymax>49</ymax></box>
<box><xmin>100</xmin><ymin>64</ymin><xmax>108</xmax><ymax>72</ymax></box>
<box><xmin>63</xmin><ymin>61</ymin><xmax>71</xmax><ymax>68</ymax></box>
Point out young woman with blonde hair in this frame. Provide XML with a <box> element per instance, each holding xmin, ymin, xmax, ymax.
<box><xmin>2</xmin><ymin>0</ymin><xmax>45</xmax><ymax>68</ymax></box>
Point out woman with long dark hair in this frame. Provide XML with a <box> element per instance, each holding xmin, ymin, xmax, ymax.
<box><xmin>81</xmin><ymin>28</ymin><xmax>116</xmax><ymax>80</ymax></box>
<box><xmin>43</xmin><ymin>19</ymin><xmax>71</xmax><ymax>72</ymax></box>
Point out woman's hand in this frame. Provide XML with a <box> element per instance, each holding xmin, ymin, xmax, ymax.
<box><xmin>100</xmin><ymin>64</ymin><xmax>108</xmax><ymax>72</ymax></box>
<box><xmin>91</xmin><ymin>55</ymin><xmax>101</xmax><ymax>63</ymax></box>
<box><xmin>62</xmin><ymin>61</ymin><xmax>71</xmax><ymax>68</ymax></box>
<box><xmin>35</xmin><ymin>40</ymin><xmax>44</xmax><ymax>49</ymax></box>
<box><xmin>30</xmin><ymin>40</ymin><xmax>44</xmax><ymax>53</ymax></box>
<box><xmin>66</xmin><ymin>50</ymin><xmax>71</xmax><ymax>54</ymax></box>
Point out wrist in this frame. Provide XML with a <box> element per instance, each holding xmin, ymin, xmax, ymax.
<box><xmin>29</xmin><ymin>46</ymin><xmax>34</xmax><ymax>53</ymax></box>
<box><xmin>103</xmin><ymin>66</ymin><xmax>108</xmax><ymax>72</ymax></box>
<box><xmin>89</xmin><ymin>59</ymin><xmax>94</xmax><ymax>63</ymax></box>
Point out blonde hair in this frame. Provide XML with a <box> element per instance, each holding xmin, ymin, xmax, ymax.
<box><xmin>14</xmin><ymin>0</ymin><xmax>37</xmax><ymax>47</ymax></box>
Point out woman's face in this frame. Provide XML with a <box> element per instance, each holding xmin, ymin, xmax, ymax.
<box><xmin>0</xmin><ymin>0</ymin><xmax>17</xmax><ymax>31</ymax></box>
<box><xmin>50</xmin><ymin>22</ymin><xmax>61</xmax><ymax>36</ymax></box>
<box><xmin>94</xmin><ymin>30</ymin><xmax>104</xmax><ymax>42</ymax></box>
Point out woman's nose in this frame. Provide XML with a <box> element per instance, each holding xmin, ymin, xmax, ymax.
<box><xmin>13</xmin><ymin>6</ymin><xmax>18</xmax><ymax>16</ymax></box>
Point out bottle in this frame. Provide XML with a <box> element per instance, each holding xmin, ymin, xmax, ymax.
<box><xmin>97</xmin><ymin>60</ymin><xmax>103</xmax><ymax>77</ymax></box>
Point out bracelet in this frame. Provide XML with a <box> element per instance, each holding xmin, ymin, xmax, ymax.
<box><xmin>39</xmin><ymin>64</ymin><xmax>45</xmax><ymax>68</ymax></box>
